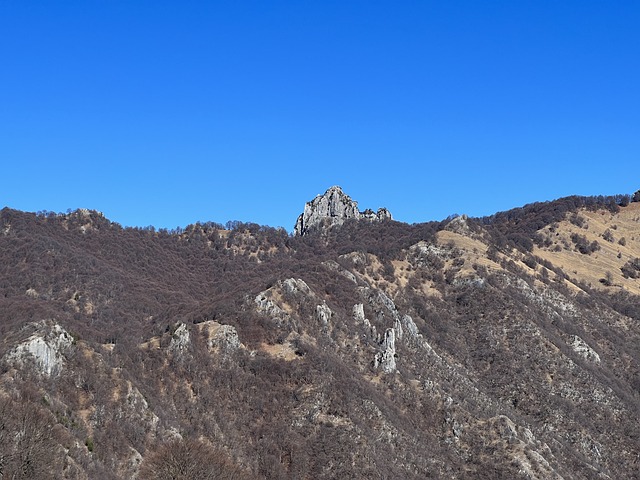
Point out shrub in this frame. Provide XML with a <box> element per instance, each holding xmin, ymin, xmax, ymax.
<box><xmin>570</xmin><ymin>234</ymin><xmax>600</xmax><ymax>255</ymax></box>
<box><xmin>569</xmin><ymin>214</ymin><xmax>586</xmax><ymax>228</ymax></box>
<box><xmin>600</xmin><ymin>272</ymin><xmax>613</xmax><ymax>286</ymax></box>
<box><xmin>621</xmin><ymin>258</ymin><xmax>640</xmax><ymax>279</ymax></box>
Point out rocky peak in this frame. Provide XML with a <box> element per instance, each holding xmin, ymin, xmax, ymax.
<box><xmin>294</xmin><ymin>186</ymin><xmax>392</xmax><ymax>236</ymax></box>
<box><xmin>444</xmin><ymin>214</ymin><xmax>471</xmax><ymax>234</ymax></box>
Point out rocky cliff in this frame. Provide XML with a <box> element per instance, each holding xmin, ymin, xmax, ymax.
<box><xmin>294</xmin><ymin>186</ymin><xmax>392</xmax><ymax>235</ymax></box>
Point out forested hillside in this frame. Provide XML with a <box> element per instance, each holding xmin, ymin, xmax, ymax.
<box><xmin>1</xmin><ymin>189</ymin><xmax>640</xmax><ymax>479</ymax></box>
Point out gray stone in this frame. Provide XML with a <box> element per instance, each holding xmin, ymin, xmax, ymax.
<box><xmin>353</xmin><ymin>303</ymin><xmax>365</xmax><ymax>322</ymax></box>
<box><xmin>570</xmin><ymin>335</ymin><xmax>601</xmax><ymax>363</ymax></box>
<box><xmin>444</xmin><ymin>214</ymin><xmax>471</xmax><ymax>234</ymax></box>
<box><xmin>316</xmin><ymin>303</ymin><xmax>333</xmax><ymax>326</ymax></box>
<box><xmin>169</xmin><ymin>323</ymin><xmax>190</xmax><ymax>353</ymax></box>
<box><xmin>294</xmin><ymin>186</ymin><xmax>392</xmax><ymax>236</ymax></box>
<box><xmin>401</xmin><ymin>314</ymin><xmax>419</xmax><ymax>338</ymax></box>
<box><xmin>374</xmin><ymin>328</ymin><xmax>397</xmax><ymax>373</ymax></box>
<box><xmin>281</xmin><ymin>278</ymin><xmax>311</xmax><ymax>295</ymax></box>
<box><xmin>6</xmin><ymin>321</ymin><xmax>74</xmax><ymax>376</ymax></box>
<box><xmin>210</xmin><ymin>325</ymin><xmax>240</xmax><ymax>351</ymax></box>
<box><xmin>255</xmin><ymin>292</ymin><xmax>287</xmax><ymax>320</ymax></box>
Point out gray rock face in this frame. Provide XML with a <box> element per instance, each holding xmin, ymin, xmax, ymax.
<box><xmin>570</xmin><ymin>335</ymin><xmax>601</xmax><ymax>363</ymax></box>
<box><xmin>316</xmin><ymin>303</ymin><xmax>333</xmax><ymax>326</ymax></box>
<box><xmin>353</xmin><ymin>303</ymin><xmax>365</xmax><ymax>322</ymax></box>
<box><xmin>400</xmin><ymin>314</ymin><xmax>419</xmax><ymax>339</ymax></box>
<box><xmin>6</xmin><ymin>321</ymin><xmax>74</xmax><ymax>376</ymax></box>
<box><xmin>444</xmin><ymin>214</ymin><xmax>471</xmax><ymax>234</ymax></box>
<box><xmin>294</xmin><ymin>186</ymin><xmax>392</xmax><ymax>236</ymax></box>
<box><xmin>281</xmin><ymin>278</ymin><xmax>311</xmax><ymax>295</ymax></box>
<box><xmin>374</xmin><ymin>328</ymin><xmax>397</xmax><ymax>373</ymax></box>
<box><xmin>209</xmin><ymin>325</ymin><xmax>240</xmax><ymax>352</ymax></box>
<box><xmin>169</xmin><ymin>323</ymin><xmax>190</xmax><ymax>353</ymax></box>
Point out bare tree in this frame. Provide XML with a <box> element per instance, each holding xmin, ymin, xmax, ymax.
<box><xmin>0</xmin><ymin>393</ymin><xmax>62</xmax><ymax>479</ymax></box>
<box><xmin>138</xmin><ymin>438</ymin><xmax>249</xmax><ymax>480</ymax></box>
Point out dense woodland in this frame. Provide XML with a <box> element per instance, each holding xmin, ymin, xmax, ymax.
<box><xmin>1</xmin><ymin>192</ymin><xmax>640</xmax><ymax>478</ymax></box>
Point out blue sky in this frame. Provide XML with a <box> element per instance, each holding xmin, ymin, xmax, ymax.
<box><xmin>2</xmin><ymin>1</ymin><xmax>639</xmax><ymax>231</ymax></box>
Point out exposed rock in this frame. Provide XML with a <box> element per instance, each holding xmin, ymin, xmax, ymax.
<box><xmin>25</xmin><ymin>287</ymin><xmax>39</xmax><ymax>298</ymax></box>
<box><xmin>169</xmin><ymin>323</ymin><xmax>190</xmax><ymax>353</ymax></box>
<box><xmin>255</xmin><ymin>278</ymin><xmax>312</xmax><ymax>327</ymax></box>
<box><xmin>281</xmin><ymin>278</ymin><xmax>311</xmax><ymax>295</ymax></box>
<box><xmin>361</xmin><ymin>207</ymin><xmax>392</xmax><ymax>221</ymax></box>
<box><xmin>452</xmin><ymin>276</ymin><xmax>486</xmax><ymax>288</ymax></box>
<box><xmin>353</xmin><ymin>303</ymin><xmax>365</xmax><ymax>322</ymax></box>
<box><xmin>322</xmin><ymin>260</ymin><xmax>359</xmax><ymax>284</ymax></box>
<box><xmin>6</xmin><ymin>321</ymin><xmax>74</xmax><ymax>376</ymax></box>
<box><xmin>316</xmin><ymin>303</ymin><xmax>333</xmax><ymax>326</ymax></box>
<box><xmin>570</xmin><ymin>335</ymin><xmax>601</xmax><ymax>363</ymax></box>
<box><xmin>197</xmin><ymin>321</ymin><xmax>241</xmax><ymax>353</ymax></box>
<box><xmin>400</xmin><ymin>314</ymin><xmax>419</xmax><ymax>339</ymax></box>
<box><xmin>374</xmin><ymin>328</ymin><xmax>397</xmax><ymax>373</ymax></box>
<box><xmin>294</xmin><ymin>186</ymin><xmax>392</xmax><ymax>236</ymax></box>
<box><xmin>4</xmin><ymin>195</ymin><xmax>640</xmax><ymax>478</ymax></box>
<box><xmin>444</xmin><ymin>214</ymin><xmax>471</xmax><ymax>234</ymax></box>
<box><xmin>254</xmin><ymin>292</ymin><xmax>288</xmax><ymax>322</ymax></box>
<box><xmin>393</xmin><ymin>317</ymin><xmax>404</xmax><ymax>342</ymax></box>
<box><xmin>411</xmin><ymin>241</ymin><xmax>450</xmax><ymax>259</ymax></box>
<box><xmin>477</xmin><ymin>415</ymin><xmax>562</xmax><ymax>479</ymax></box>
<box><xmin>363</xmin><ymin>288</ymin><xmax>400</xmax><ymax>324</ymax></box>
<box><xmin>363</xmin><ymin>318</ymin><xmax>378</xmax><ymax>340</ymax></box>
<box><xmin>119</xmin><ymin>381</ymin><xmax>160</xmax><ymax>438</ymax></box>
<box><xmin>341</xmin><ymin>251</ymin><xmax>369</xmax><ymax>267</ymax></box>
<box><xmin>209</xmin><ymin>324</ymin><xmax>240</xmax><ymax>352</ymax></box>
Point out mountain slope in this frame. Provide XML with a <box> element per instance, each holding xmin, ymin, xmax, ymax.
<box><xmin>1</xmin><ymin>189</ymin><xmax>640</xmax><ymax>479</ymax></box>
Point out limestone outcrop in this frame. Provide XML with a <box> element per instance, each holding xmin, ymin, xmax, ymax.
<box><xmin>316</xmin><ymin>303</ymin><xmax>333</xmax><ymax>326</ymax></box>
<box><xmin>294</xmin><ymin>186</ymin><xmax>392</xmax><ymax>236</ymax></box>
<box><xmin>5</xmin><ymin>320</ymin><xmax>74</xmax><ymax>376</ymax></box>
<box><xmin>570</xmin><ymin>335</ymin><xmax>601</xmax><ymax>363</ymax></box>
<box><xmin>195</xmin><ymin>321</ymin><xmax>241</xmax><ymax>353</ymax></box>
<box><xmin>444</xmin><ymin>214</ymin><xmax>471</xmax><ymax>234</ymax></box>
<box><xmin>169</xmin><ymin>323</ymin><xmax>190</xmax><ymax>353</ymax></box>
<box><xmin>374</xmin><ymin>328</ymin><xmax>397</xmax><ymax>373</ymax></box>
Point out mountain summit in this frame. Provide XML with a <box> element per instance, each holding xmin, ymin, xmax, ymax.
<box><xmin>294</xmin><ymin>186</ymin><xmax>392</xmax><ymax>236</ymax></box>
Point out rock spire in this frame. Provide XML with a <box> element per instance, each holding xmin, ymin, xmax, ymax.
<box><xmin>294</xmin><ymin>186</ymin><xmax>392</xmax><ymax>236</ymax></box>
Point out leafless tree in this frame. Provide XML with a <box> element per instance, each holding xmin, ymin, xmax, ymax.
<box><xmin>138</xmin><ymin>438</ymin><xmax>249</xmax><ymax>480</ymax></box>
<box><xmin>0</xmin><ymin>393</ymin><xmax>62</xmax><ymax>479</ymax></box>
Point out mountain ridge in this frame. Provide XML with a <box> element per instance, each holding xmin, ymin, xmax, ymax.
<box><xmin>3</xmin><ymin>187</ymin><xmax>638</xmax><ymax>233</ymax></box>
<box><xmin>1</xmin><ymin>188</ymin><xmax>640</xmax><ymax>479</ymax></box>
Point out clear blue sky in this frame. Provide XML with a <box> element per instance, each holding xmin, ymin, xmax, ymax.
<box><xmin>2</xmin><ymin>1</ymin><xmax>639</xmax><ymax>231</ymax></box>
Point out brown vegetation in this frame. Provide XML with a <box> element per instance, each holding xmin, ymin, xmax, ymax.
<box><xmin>1</xmin><ymin>192</ymin><xmax>640</xmax><ymax>479</ymax></box>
